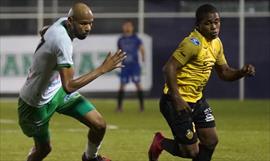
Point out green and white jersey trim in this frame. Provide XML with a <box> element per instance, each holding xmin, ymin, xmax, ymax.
<box><xmin>20</xmin><ymin>17</ymin><xmax>74</xmax><ymax>107</ymax></box>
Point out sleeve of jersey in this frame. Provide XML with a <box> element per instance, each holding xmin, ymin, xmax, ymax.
<box><xmin>172</xmin><ymin>39</ymin><xmax>197</xmax><ymax>65</ymax></box>
<box><xmin>55</xmin><ymin>39</ymin><xmax>73</xmax><ymax>68</ymax></box>
<box><xmin>216</xmin><ymin>41</ymin><xmax>227</xmax><ymax>65</ymax></box>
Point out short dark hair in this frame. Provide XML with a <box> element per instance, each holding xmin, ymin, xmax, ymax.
<box><xmin>195</xmin><ymin>4</ymin><xmax>219</xmax><ymax>25</ymax></box>
<box><xmin>123</xmin><ymin>19</ymin><xmax>134</xmax><ymax>25</ymax></box>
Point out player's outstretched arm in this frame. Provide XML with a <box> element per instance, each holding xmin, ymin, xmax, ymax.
<box><xmin>163</xmin><ymin>57</ymin><xmax>192</xmax><ymax>113</ymax></box>
<box><xmin>59</xmin><ymin>49</ymin><xmax>126</xmax><ymax>93</ymax></box>
<box><xmin>215</xmin><ymin>63</ymin><xmax>255</xmax><ymax>81</ymax></box>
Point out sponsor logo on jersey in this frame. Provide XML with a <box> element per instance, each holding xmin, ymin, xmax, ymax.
<box><xmin>190</xmin><ymin>38</ymin><xmax>200</xmax><ymax>46</ymax></box>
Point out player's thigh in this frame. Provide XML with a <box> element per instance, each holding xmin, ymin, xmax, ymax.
<box><xmin>79</xmin><ymin>110</ymin><xmax>106</xmax><ymax>130</ymax></box>
<box><xmin>120</xmin><ymin>68</ymin><xmax>130</xmax><ymax>84</ymax></box>
<box><xmin>131</xmin><ymin>65</ymin><xmax>141</xmax><ymax>84</ymax></box>
<box><xmin>18</xmin><ymin>98</ymin><xmax>52</xmax><ymax>144</ymax></box>
<box><xmin>192</xmin><ymin>98</ymin><xmax>216</xmax><ymax>129</ymax></box>
<box><xmin>159</xmin><ymin>94</ymin><xmax>198</xmax><ymax>145</ymax></box>
<box><xmin>131</xmin><ymin>74</ymin><xmax>141</xmax><ymax>84</ymax></box>
<box><xmin>196</xmin><ymin>127</ymin><xmax>218</xmax><ymax>147</ymax></box>
<box><xmin>57</xmin><ymin>95</ymin><xmax>105</xmax><ymax>129</ymax></box>
<box><xmin>192</xmin><ymin>98</ymin><xmax>218</xmax><ymax>146</ymax></box>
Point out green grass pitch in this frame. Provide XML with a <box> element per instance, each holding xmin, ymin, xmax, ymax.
<box><xmin>0</xmin><ymin>99</ymin><xmax>269</xmax><ymax>161</ymax></box>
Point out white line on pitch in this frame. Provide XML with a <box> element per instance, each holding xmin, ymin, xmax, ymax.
<box><xmin>0</xmin><ymin>119</ymin><xmax>16</xmax><ymax>124</ymax></box>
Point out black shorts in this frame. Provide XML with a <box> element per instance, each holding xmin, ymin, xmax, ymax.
<box><xmin>160</xmin><ymin>94</ymin><xmax>215</xmax><ymax>145</ymax></box>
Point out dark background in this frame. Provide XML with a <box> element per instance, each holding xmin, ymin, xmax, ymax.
<box><xmin>1</xmin><ymin>0</ymin><xmax>269</xmax><ymax>98</ymax></box>
<box><xmin>145</xmin><ymin>17</ymin><xmax>270</xmax><ymax>98</ymax></box>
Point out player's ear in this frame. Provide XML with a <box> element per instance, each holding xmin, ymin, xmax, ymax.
<box><xmin>67</xmin><ymin>17</ymin><xmax>75</xmax><ymax>29</ymax></box>
<box><xmin>195</xmin><ymin>23</ymin><xmax>200</xmax><ymax>31</ymax></box>
<box><xmin>68</xmin><ymin>16</ymin><xmax>73</xmax><ymax>24</ymax></box>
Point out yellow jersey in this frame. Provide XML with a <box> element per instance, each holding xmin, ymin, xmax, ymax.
<box><xmin>163</xmin><ymin>29</ymin><xmax>227</xmax><ymax>103</ymax></box>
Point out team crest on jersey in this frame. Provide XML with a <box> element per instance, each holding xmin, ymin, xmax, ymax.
<box><xmin>190</xmin><ymin>38</ymin><xmax>200</xmax><ymax>46</ymax></box>
<box><xmin>64</xmin><ymin>92</ymin><xmax>79</xmax><ymax>102</ymax></box>
<box><xmin>186</xmin><ymin>129</ymin><xmax>194</xmax><ymax>140</ymax></box>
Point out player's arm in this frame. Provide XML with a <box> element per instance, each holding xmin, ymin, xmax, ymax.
<box><xmin>215</xmin><ymin>63</ymin><xmax>255</xmax><ymax>81</ymax></box>
<box><xmin>59</xmin><ymin>50</ymin><xmax>126</xmax><ymax>93</ymax></box>
<box><xmin>139</xmin><ymin>44</ymin><xmax>145</xmax><ymax>62</ymax></box>
<box><xmin>163</xmin><ymin>39</ymin><xmax>199</xmax><ymax>112</ymax></box>
<box><xmin>163</xmin><ymin>57</ymin><xmax>191</xmax><ymax>113</ymax></box>
<box><xmin>214</xmin><ymin>40</ymin><xmax>255</xmax><ymax>81</ymax></box>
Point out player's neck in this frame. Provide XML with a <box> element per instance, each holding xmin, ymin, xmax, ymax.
<box><xmin>63</xmin><ymin>20</ymin><xmax>75</xmax><ymax>40</ymax></box>
<box><xmin>124</xmin><ymin>32</ymin><xmax>133</xmax><ymax>37</ymax></box>
<box><xmin>196</xmin><ymin>29</ymin><xmax>213</xmax><ymax>42</ymax></box>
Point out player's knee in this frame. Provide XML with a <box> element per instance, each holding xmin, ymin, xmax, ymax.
<box><xmin>187</xmin><ymin>148</ymin><xmax>199</xmax><ymax>158</ymax></box>
<box><xmin>205</xmin><ymin>138</ymin><xmax>218</xmax><ymax>149</ymax></box>
<box><xmin>98</xmin><ymin>121</ymin><xmax>106</xmax><ymax>131</ymax></box>
<box><xmin>43</xmin><ymin>144</ymin><xmax>52</xmax><ymax>155</ymax></box>
<box><xmin>93</xmin><ymin>118</ymin><xmax>107</xmax><ymax>132</ymax></box>
<box><xmin>213</xmin><ymin>138</ymin><xmax>218</xmax><ymax>147</ymax></box>
<box><xmin>36</xmin><ymin>144</ymin><xmax>52</xmax><ymax>157</ymax></box>
<box><xmin>181</xmin><ymin>146</ymin><xmax>199</xmax><ymax>158</ymax></box>
<box><xmin>43</xmin><ymin>145</ymin><xmax>52</xmax><ymax>156</ymax></box>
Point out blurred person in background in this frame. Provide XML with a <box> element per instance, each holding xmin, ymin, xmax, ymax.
<box><xmin>116</xmin><ymin>20</ymin><xmax>146</xmax><ymax>112</ymax></box>
<box><xmin>17</xmin><ymin>2</ymin><xmax>126</xmax><ymax>161</ymax></box>
<box><xmin>148</xmin><ymin>4</ymin><xmax>255</xmax><ymax>161</ymax></box>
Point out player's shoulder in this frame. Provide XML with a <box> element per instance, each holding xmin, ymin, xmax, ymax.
<box><xmin>118</xmin><ymin>35</ymin><xmax>125</xmax><ymax>40</ymax></box>
<box><xmin>211</xmin><ymin>36</ymin><xmax>222</xmax><ymax>43</ymax></box>
<box><xmin>132</xmin><ymin>34</ymin><xmax>143</xmax><ymax>45</ymax></box>
<box><xmin>41</xmin><ymin>18</ymin><xmax>72</xmax><ymax>54</ymax></box>
<box><xmin>179</xmin><ymin>34</ymin><xmax>202</xmax><ymax>53</ymax></box>
<box><xmin>45</xmin><ymin>18</ymin><xmax>71</xmax><ymax>46</ymax></box>
<box><xmin>212</xmin><ymin>37</ymin><xmax>223</xmax><ymax>49</ymax></box>
<box><xmin>45</xmin><ymin>17</ymin><xmax>69</xmax><ymax>40</ymax></box>
<box><xmin>118</xmin><ymin>35</ymin><xmax>127</xmax><ymax>43</ymax></box>
<box><xmin>133</xmin><ymin>34</ymin><xmax>140</xmax><ymax>38</ymax></box>
<box><xmin>133</xmin><ymin>34</ymin><xmax>142</xmax><ymax>40</ymax></box>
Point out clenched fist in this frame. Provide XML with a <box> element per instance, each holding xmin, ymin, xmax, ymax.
<box><xmin>240</xmin><ymin>64</ymin><xmax>255</xmax><ymax>77</ymax></box>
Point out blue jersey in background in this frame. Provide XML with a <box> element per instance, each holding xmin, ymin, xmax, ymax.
<box><xmin>117</xmin><ymin>34</ymin><xmax>142</xmax><ymax>84</ymax></box>
<box><xmin>118</xmin><ymin>34</ymin><xmax>142</xmax><ymax>67</ymax></box>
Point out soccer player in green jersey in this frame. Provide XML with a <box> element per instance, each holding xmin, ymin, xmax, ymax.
<box><xmin>18</xmin><ymin>2</ymin><xmax>126</xmax><ymax>161</ymax></box>
<box><xmin>148</xmin><ymin>4</ymin><xmax>255</xmax><ymax>161</ymax></box>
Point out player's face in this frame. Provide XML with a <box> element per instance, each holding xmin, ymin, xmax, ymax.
<box><xmin>122</xmin><ymin>22</ymin><xmax>134</xmax><ymax>35</ymax></box>
<box><xmin>72</xmin><ymin>16</ymin><xmax>93</xmax><ymax>40</ymax></box>
<box><xmin>197</xmin><ymin>12</ymin><xmax>220</xmax><ymax>40</ymax></box>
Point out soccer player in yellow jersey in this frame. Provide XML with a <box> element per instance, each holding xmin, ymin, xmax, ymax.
<box><xmin>148</xmin><ymin>4</ymin><xmax>255</xmax><ymax>161</ymax></box>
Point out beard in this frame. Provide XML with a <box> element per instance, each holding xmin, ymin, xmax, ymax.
<box><xmin>76</xmin><ymin>34</ymin><xmax>87</xmax><ymax>40</ymax></box>
<box><xmin>73</xmin><ymin>26</ymin><xmax>88</xmax><ymax>40</ymax></box>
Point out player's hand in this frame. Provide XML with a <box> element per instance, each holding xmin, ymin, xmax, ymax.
<box><xmin>100</xmin><ymin>49</ymin><xmax>127</xmax><ymax>73</ymax></box>
<box><xmin>240</xmin><ymin>64</ymin><xmax>255</xmax><ymax>77</ymax></box>
<box><xmin>171</xmin><ymin>94</ymin><xmax>192</xmax><ymax>114</ymax></box>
